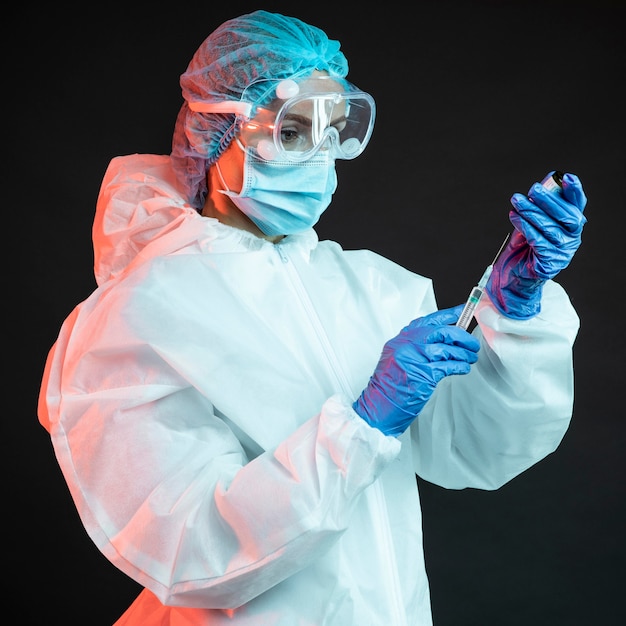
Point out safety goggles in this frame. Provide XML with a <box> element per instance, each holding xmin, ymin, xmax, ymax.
<box><xmin>189</xmin><ymin>74</ymin><xmax>375</xmax><ymax>162</ymax></box>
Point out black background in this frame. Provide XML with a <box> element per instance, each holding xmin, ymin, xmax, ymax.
<box><xmin>9</xmin><ymin>1</ymin><xmax>625</xmax><ymax>624</ymax></box>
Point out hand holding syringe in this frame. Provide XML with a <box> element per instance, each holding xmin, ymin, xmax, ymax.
<box><xmin>455</xmin><ymin>233</ymin><xmax>510</xmax><ymax>331</ymax></box>
<box><xmin>455</xmin><ymin>171</ymin><xmax>566</xmax><ymax>331</ymax></box>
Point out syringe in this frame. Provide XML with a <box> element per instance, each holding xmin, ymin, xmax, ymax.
<box><xmin>455</xmin><ymin>233</ymin><xmax>510</xmax><ymax>331</ymax></box>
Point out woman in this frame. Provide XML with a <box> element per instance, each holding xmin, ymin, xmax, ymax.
<box><xmin>38</xmin><ymin>10</ymin><xmax>587</xmax><ymax>625</ymax></box>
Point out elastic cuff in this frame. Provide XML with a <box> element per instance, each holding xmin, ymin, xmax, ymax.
<box><xmin>484</xmin><ymin>284</ymin><xmax>543</xmax><ymax>320</ymax></box>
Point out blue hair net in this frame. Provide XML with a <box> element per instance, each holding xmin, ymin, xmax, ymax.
<box><xmin>171</xmin><ymin>10</ymin><xmax>349</xmax><ymax>210</ymax></box>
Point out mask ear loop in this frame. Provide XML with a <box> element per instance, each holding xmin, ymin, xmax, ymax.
<box><xmin>214</xmin><ymin>159</ymin><xmax>232</xmax><ymax>195</ymax></box>
<box><xmin>215</xmin><ymin>138</ymin><xmax>257</xmax><ymax>199</ymax></box>
<box><xmin>214</xmin><ymin>139</ymin><xmax>248</xmax><ymax>196</ymax></box>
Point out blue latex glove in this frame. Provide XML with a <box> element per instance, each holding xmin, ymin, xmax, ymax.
<box><xmin>352</xmin><ymin>306</ymin><xmax>480</xmax><ymax>436</ymax></box>
<box><xmin>485</xmin><ymin>172</ymin><xmax>587</xmax><ymax>319</ymax></box>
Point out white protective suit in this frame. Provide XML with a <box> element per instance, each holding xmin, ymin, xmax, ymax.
<box><xmin>39</xmin><ymin>154</ymin><xmax>580</xmax><ymax>625</ymax></box>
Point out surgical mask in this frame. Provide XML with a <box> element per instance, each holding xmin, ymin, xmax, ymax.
<box><xmin>216</xmin><ymin>140</ymin><xmax>337</xmax><ymax>237</ymax></box>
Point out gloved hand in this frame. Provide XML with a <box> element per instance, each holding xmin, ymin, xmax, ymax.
<box><xmin>485</xmin><ymin>172</ymin><xmax>587</xmax><ymax>319</ymax></box>
<box><xmin>352</xmin><ymin>306</ymin><xmax>480</xmax><ymax>436</ymax></box>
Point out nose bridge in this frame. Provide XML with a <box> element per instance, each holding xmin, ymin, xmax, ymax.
<box><xmin>317</xmin><ymin>126</ymin><xmax>341</xmax><ymax>159</ymax></box>
<box><xmin>321</xmin><ymin>125</ymin><xmax>340</xmax><ymax>144</ymax></box>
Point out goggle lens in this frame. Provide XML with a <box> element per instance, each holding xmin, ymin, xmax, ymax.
<box><xmin>240</xmin><ymin>77</ymin><xmax>375</xmax><ymax>162</ymax></box>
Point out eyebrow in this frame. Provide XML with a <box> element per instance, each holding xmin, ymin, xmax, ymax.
<box><xmin>284</xmin><ymin>112</ymin><xmax>347</xmax><ymax>126</ymax></box>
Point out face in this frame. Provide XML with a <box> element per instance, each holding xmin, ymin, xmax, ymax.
<box><xmin>204</xmin><ymin>70</ymin><xmax>369</xmax><ymax>241</ymax></box>
<box><xmin>214</xmin><ymin>71</ymin><xmax>345</xmax><ymax>194</ymax></box>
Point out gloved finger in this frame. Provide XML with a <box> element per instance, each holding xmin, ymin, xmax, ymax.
<box><xmin>511</xmin><ymin>191</ymin><xmax>585</xmax><ymax>238</ymax></box>
<box><xmin>507</xmin><ymin>211</ymin><xmax>579</xmax><ymax>278</ymax></box>
<box><xmin>509</xmin><ymin>202</ymin><xmax>579</xmax><ymax>249</ymax></box>
<box><xmin>509</xmin><ymin>205</ymin><xmax>581</xmax><ymax>253</ymax></box>
<box><xmin>421</xmin><ymin>358</ymin><xmax>475</xmax><ymax>384</ymax></box>
<box><xmin>407</xmin><ymin>313</ymin><xmax>480</xmax><ymax>351</ymax></box>
<box><xmin>561</xmin><ymin>172</ymin><xmax>588</xmax><ymax>213</ymax></box>
<box><xmin>414</xmin><ymin>305</ymin><xmax>464</xmax><ymax>328</ymax></box>
<box><xmin>525</xmin><ymin>184</ymin><xmax>587</xmax><ymax>234</ymax></box>
<box><xmin>418</xmin><ymin>341</ymin><xmax>480</xmax><ymax>364</ymax></box>
<box><xmin>393</xmin><ymin>340</ymin><xmax>478</xmax><ymax>377</ymax></box>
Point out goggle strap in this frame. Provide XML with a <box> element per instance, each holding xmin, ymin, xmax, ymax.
<box><xmin>188</xmin><ymin>101</ymin><xmax>253</xmax><ymax>118</ymax></box>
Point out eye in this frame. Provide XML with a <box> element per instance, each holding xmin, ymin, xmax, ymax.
<box><xmin>280</xmin><ymin>126</ymin><xmax>300</xmax><ymax>144</ymax></box>
<box><xmin>280</xmin><ymin>121</ymin><xmax>310</xmax><ymax>150</ymax></box>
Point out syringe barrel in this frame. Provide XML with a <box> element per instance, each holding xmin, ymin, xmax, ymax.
<box><xmin>456</xmin><ymin>287</ymin><xmax>483</xmax><ymax>330</ymax></box>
